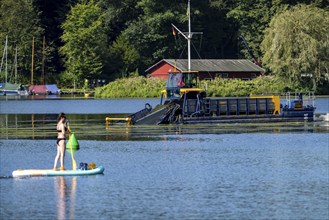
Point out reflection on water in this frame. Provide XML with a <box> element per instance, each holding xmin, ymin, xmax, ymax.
<box><xmin>0</xmin><ymin>114</ymin><xmax>109</xmax><ymax>140</ymax></box>
<box><xmin>0</xmin><ymin>97</ymin><xmax>328</xmax><ymax>140</ymax></box>
<box><xmin>55</xmin><ymin>177</ymin><xmax>66</xmax><ymax>220</ymax></box>
<box><xmin>0</xmin><ymin>113</ymin><xmax>329</xmax><ymax>140</ymax></box>
<box><xmin>55</xmin><ymin>177</ymin><xmax>76</xmax><ymax>220</ymax></box>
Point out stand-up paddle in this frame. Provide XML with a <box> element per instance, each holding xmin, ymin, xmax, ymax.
<box><xmin>67</xmin><ymin>121</ymin><xmax>77</xmax><ymax>170</ymax></box>
<box><xmin>12</xmin><ymin>117</ymin><xmax>105</xmax><ymax>178</ymax></box>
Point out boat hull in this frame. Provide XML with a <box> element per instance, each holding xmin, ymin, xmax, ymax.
<box><xmin>0</xmin><ymin>90</ymin><xmax>19</xmax><ymax>96</ymax></box>
<box><xmin>182</xmin><ymin>114</ymin><xmax>314</xmax><ymax>124</ymax></box>
<box><xmin>282</xmin><ymin>107</ymin><xmax>315</xmax><ymax>119</ymax></box>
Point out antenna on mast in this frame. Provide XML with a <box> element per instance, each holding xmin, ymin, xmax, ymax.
<box><xmin>187</xmin><ymin>0</ymin><xmax>191</xmax><ymax>71</ymax></box>
<box><xmin>171</xmin><ymin>0</ymin><xmax>202</xmax><ymax>72</ymax></box>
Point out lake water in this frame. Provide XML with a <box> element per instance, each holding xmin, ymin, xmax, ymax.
<box><xmin>0</xmin><ymin>96</ymin><xmax>328</xmax><ymax>114</ymax></box>
<box><xmin>0</xmin><ymin>97</ymin><xmax>328</xmax><ymax>219</ymax></box>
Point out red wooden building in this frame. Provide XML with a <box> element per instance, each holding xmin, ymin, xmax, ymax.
<box><xmin>146</xmin><ymin>59</ymin><xmax>265</xmax><ymax>80</ymax></box>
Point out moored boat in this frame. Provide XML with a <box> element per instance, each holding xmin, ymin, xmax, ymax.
<box><xmin>29</xmin><ymin>84</ymin><xmax>50</xmax><ymax>95</ymax></box>
<box><xmin>46</xmin><ymin>84</ymin><xmax>61</xmax><ymax>95</ymax></box>
<box><xmin>0</xmin><ymin>82</ymin><xmax>29</xmax><ymax>96</ymax></box>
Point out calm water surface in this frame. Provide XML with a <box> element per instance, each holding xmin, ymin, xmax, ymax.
<box><xmin>1</xmin><ymin>135</ymin><xmax>328</xmax><ymax>219</ymax></box>
<box><xmin>0</xmin><ymin>97</ymin><xmax>328</xmax><ymax>219</ymax></box>
<box><xmin>0</xmin><ymin>96</ymin><xmax>328</xmax><ymax>114</ymax></box>
<box><xmin>0</xmin><ymin>96</ymin><xmax>160</xmax><ymax>114</ymax></box>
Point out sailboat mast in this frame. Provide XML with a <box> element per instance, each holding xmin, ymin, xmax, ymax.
<box><xmin>31</xmin><ymin>37</ymin><xmax>34</xmax><ymax>85</ymax></box>
<box><xmin>0</xmin><ymin>45</ymin><xmax>4</xmax><ymax>76</ymax></box>
<box><xmin>15</xmin><ymin>46</ymin><xmax>17</xmax><ymax>84</ymax></box>
<box><xmin>42</xmin><ymin>36</ymin><xmax>45</xmax><ymax>85</ymax></box>
<box><xmin>5</xmin><ymin>35</ymin><xmax>8</xmax><ymax>83</ymax></box>
<box><xmin>187</xmin><ymin>0</ymin><xmax>191</xmax><ymax>72</ymax></box>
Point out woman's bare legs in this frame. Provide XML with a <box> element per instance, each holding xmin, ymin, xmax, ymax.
<box><xmin>53</xmin><ymin>145</ymin><xmax>60</xmax><ymax>169</ymax></box>
<box><xmin>54</xmin><ymin>140</ymin><xmax>65</xmax><ymax>170</ymax></box>
<box><xmin>59</xmin><ymin>140</ymin><xmax>65</xmax><ymax>169</ymax></box>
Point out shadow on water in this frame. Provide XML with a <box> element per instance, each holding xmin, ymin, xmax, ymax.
<box><xmin>0</xmin><ymin>113</ymin><xmax>328</xmax><ymax>141</ymax></box>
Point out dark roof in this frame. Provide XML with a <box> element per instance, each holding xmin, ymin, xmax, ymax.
<box><xmin>146</xmin><ymin>59</ymin><xmax>265</xmax><ymax>73</ymax></box>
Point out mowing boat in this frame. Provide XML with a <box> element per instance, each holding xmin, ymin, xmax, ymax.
<box><xmin>157</xmin><ymin>72</ymin><xmax>316</xmax><ymax>124</ymax></box>
<box><xmin>105</xmin><ymin>0</ymin><xmax>316</xmax><ymax>126</ymax></box>
<box><xmin>106</xmin><ymin>71</ymin><xmax>315</xmax><ymax>125</ymax></box>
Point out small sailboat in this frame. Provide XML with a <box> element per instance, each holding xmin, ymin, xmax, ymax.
<box><xmin>0</xmin><ymin>36</ymin><xmax>29</xmax><ymax>96</ymax></box>
<box><xmin>29</xmin><ymin>36</ymin><xmax>61</xmax><ymax>96</ymax></box>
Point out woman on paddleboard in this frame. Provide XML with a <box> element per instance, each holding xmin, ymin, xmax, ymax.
<box><xmin>54</xmin><ymin>113</ymin><xmax>69</xmax><ymax>170</ymax></box>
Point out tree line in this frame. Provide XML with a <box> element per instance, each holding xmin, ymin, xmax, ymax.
<box><xmin>0</xmin><ymin>0</ymin><xmax>328</xmax><ymax>93</ymax></box>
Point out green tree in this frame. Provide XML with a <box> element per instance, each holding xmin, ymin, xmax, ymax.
<box><xmin>0</xmin><ymin>0</ymin><xmax>43</xmax><ymax>84</ymax></box>
<box><xmin>60</xmin><ymin>0</ymin><xmax>108</xmax><ymax>87</ymax></box>
<box><xmin>101</xmin><ymin>0</ymin><xmax>141</xmax><ymax>42</ymax></box>
<box><xmin>122</xmin><ymin>0</ymin><xmax>186</xmax><ymax>70</ymax></box>
<box><xmin>186</xmin><ymin>1</ymin><xmax>237</xmax><ymax>59</ymax></box>
<box><xmin>107</xmin><ymin>35</ymin><xmax>140</xmax><ymax>79</ymax></box>
<box><xmin>33</xmin><ymin>0</ymin><xmax>79</xmax><ymax>83</ymax></box>
<box><xmin>225</xmin><ymin>0</ymin><xmax>328</xmax><ymax>62</ymax></box>
<box><xmin>121</xmin><ymin>0</ymin><xmax>236</xmax><ymax>73</ymax></box>
<box><xmin>226</xmin><ymin>0</ymin><xmax>282</xmax><ymax>61</ymax></box>
<box><xmin>261</xmin><ymin>4</ymin><xmax>329</xmax><ymax>91</ymax></box>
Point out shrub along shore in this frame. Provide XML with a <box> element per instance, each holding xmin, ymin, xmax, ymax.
<box><xmin>95</xmin><ymin>76</ymin><xmax>322</xmax><ymax>99</ymax></box>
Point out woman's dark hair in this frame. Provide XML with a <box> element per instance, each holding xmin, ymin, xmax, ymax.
<box><xmin>57</xmin><ymin>112</ymin><xmax>66</xmax><ymax>122</ymax></box>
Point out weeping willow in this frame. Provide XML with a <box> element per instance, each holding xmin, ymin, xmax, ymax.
<box><xmin>261</xmin><ymin>4</ymin><xmax>329</xmax><ymax>91</ymax></box>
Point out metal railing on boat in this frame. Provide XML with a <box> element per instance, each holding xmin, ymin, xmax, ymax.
<box><xmin>105</xmin><ymin>117</ymin><xmax>132</xmax><ymax>126</ymax></box>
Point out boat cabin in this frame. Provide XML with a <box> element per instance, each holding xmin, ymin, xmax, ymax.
<box><xmin>161</xmin><ymin>71</ymin><xmax>206</xmax><ymax>103</ymax></box>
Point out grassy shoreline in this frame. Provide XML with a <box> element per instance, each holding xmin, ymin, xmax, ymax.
<box><xmin>94</xmin><ymin>76</ymin><xmax>328</xmax><ymax>98</ymax></box>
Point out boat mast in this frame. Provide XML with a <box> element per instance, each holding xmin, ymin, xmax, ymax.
<box><xmin>31</xmin><ymin>37</ymin><xmax>34</xmax><ymax>85</ymax></box>
<box><xmin>187</xmin><ymin>0</ymin><xmax>191</xmax><ymax>71</ymax></box>
<box><xmin>42</xmin><ymin>36</ymin><xmax>45</xmax><ymax>85</ymax></box>
<box><xmin>171</xmin><ymin>1</ymin><xmax>202</xmax><ymax>72</ymax></box>
<box><xmin>5</xmin><ymin>35</ymin><xmax>8</xmax><ymax>83</ymax></box>
<box><xmin>14</xmin><ymin>46</ymin><xmax>17</xmax><ymax>84</ymax></box>
<box><xmin>0</xmin><ymin>36</ymin><xmax>7</xmax><ymax>82</ymax></box>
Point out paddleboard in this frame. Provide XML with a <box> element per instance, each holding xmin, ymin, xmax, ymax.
<box><xmin>12</xmin><ymin>166</ymin><xmax>105</xmax><ymax>178</ymax></box>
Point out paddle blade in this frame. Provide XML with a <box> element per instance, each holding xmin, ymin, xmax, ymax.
<box><xmin>72</xmin><ymin>160</ymin><xmax>77</xmax><ymax>170</ymax></box>
<box><xmin>70</xmin><ymin>144</ymin><xmax>77</xmax><ymax>170</ymax></box>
